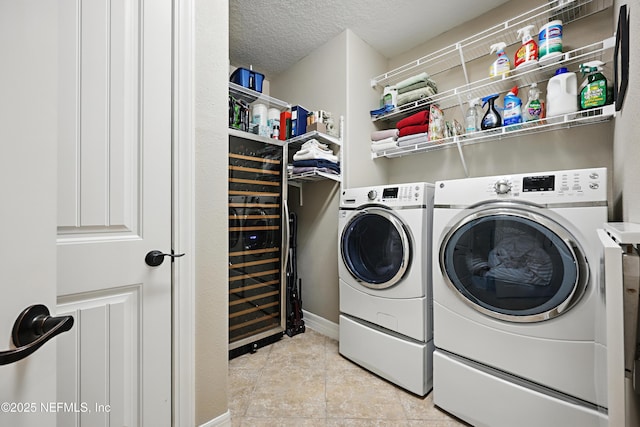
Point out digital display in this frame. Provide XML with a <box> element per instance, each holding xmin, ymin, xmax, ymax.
<box><xmin>382</xmin><ymin>187</ymin><xmax>398</xmax><ymax>198</ymax></box>
<box><xmin>523</xmin><ymin>175</ymin><xmax>555</xmax><ymax>192</ymax></box>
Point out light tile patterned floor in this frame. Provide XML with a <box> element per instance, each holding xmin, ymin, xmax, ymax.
<box><xmin>228</xmin><ymin>328</ymin><xmax>469</xmax><ymax>426</ymax></box>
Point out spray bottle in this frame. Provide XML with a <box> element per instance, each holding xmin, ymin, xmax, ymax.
<box><xmin>481</xmin><ymin>94</ymin><xmax>502</xmax><ymax>130</ymax></box>
<box><xmin>523</xmin><ymin>83</ymin><xmax>544</xmax><ymax>122</ymax></box>
<box><xmin>579</xmin><ymin>60</ymin><xmax>612</xmax><ymax>110</ymax></box>
<box><xmin>489</xmin><ymin>42</ymin><xmax>511</xmax><ymax>79</ymax></box>
<box><xmin>503</xmin><ymin>86</ymin><xmax>523</xmax><ymax>126</ymax></box>
<box><xmin>464</xmin><ymin>98</ymin><xmax>483</xmax><ymax>135</ymax></box>
<box><xmin>514</xmin><ymin>25</ymin><xmax>538</xmax><ymax>71</ymax></box>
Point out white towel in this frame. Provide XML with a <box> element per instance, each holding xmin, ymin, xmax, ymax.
<box><xmin>397</xmin><ymin>132</ymin><xmax>429</xmax><ymax>147</ymax></box>
<box><xmin>371</xmin><ymin>139</ymin><xmax>398</xmax><ymax>152</ymax></box>
<box><xmin>293</xmin><ymin>147</ymin><xmax>338</xmax><ymax>163</ymax></box>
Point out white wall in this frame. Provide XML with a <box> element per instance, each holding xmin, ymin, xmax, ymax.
<box><xmin>613</xmin><ymin>0</ymin><xmax>640</xmax><ymax>222</ymax></box>
<box><xmin>195</xmin><ymin>0</ymin><xmax>229</xmax><ymax>423</ymax></box>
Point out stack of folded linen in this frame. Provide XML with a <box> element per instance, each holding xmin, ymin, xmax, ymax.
<box><xmin>291</xmin><ymin>139</ymin><xmax>340</xmax><ymax>175</ymax></box>
<box><xmin>370</xmin><ymin>128</ymin><xmax>399</xmax><ymax>153</ymax></box>
<box><xmin>396</xmin><ymin>110</ymin><xmax>430</xmax><ymax>147</ymax></box>
<box><xmin>391</xmin><ymin>72</ymin><xmax>438</xmax><ymax>107</ymax></box>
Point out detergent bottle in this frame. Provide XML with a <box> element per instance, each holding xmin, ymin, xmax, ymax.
<box><xmin>514</xmin><ymin>25</ymin><xmax>538</xmax><ymax>71</ymax></box>
<box><xmin>464</xmin><ymin>98</ymin><xmax>483</xmax><ymax>135</ymax></box>
<box><xmin>481</xmin><ymin>94</ymin><xmax>502</xmax><ymax>130</ymax></box>
<box><xmin>523</xmin><ymin>83</ymin><xmax>544</xmax><ymax>122</ymax></box>
<box><xmin>546</xmin><ymin>67</ymin><xmax>578</xmax><ymax>117</ymax></box>
<box><xmin>489</xmin><ymin>42</ymin><xmax>511</xmax><ymax>78</ymax></box>
<box><xmin>503</xmin><ymin>86</ymin><xmax>523</xmax><ymax>126</ymax></box>
<box><xmin>578</xmin><ymin>60</ymin><xmax>612</xmax><ymax>110</ymax></box>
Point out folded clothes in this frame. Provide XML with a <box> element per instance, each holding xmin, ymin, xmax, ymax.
<box><xmin>398</xmin><ymin>79</ymin><xmax>438</xmax><ymax>95</ymax></box>
<box><xmin>369</xmin><ymin>104</ymin><xmax>394</xmax><ymax>117</ymax></box>
<box><xmin>293</xmin><ymin>139</ymin><xmax>338</xmax><ymax>163</ymax></box>
<box><xmin>291</xmin><ymin>166</ymin><xmax>339</xmax><ymax>175</ymax></box>
<box><xmin>398</xmin><ymin>124</ymin><xmax>429</xmax><ymax>138</ymax></box>
<box><xmin>391</xmin><ymin>72</ymin><xmax>430</xmax><ymax>91</ymax></box>
<box><xmin>293</xmin><ymin>159</ymin><xmax>340</xmax><ymax>174</ymax></box>
<box><xmin>371</xmin><ymin>128</ymin><xmax>399</xmax><ymax>141</ymax></box>
<box><xmin>397</xmin><ymin>132</ymin><xmax>429</xmax><ymax>147</ymax></box>
<box><xmin>397</xmin><ymin>86</ymin><xmax>437</xmax><ymax>106</ymax></box>
<box><xmin>371</xmin><ymin>140</ymin><xmax>398</xmax><ymax>152</ymax></box>
<box><xmin>396</xmin><ymin>110</ymin><xmax>429</xmax><ymax>129</ymax></box>
<box><xmin>371</xmin><ymin>136</ymin><xmax>396</xmax><ymax>145</ymax></box>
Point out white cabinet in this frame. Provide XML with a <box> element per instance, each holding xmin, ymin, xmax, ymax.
<box><xmin>369</xmin><ymin>0</ymin><xmax>615</xmax><ymax>166</ymax></box>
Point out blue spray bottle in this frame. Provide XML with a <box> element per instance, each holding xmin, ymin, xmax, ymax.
<box><xmin>503</xmin><ymin>86</ymin><xmax>523</xmax><ymax>126</ymax></box>
<box><xmin>481</xmin><ymin>94</ymin><xmax>501</xmax><ymax>130</ymax></box>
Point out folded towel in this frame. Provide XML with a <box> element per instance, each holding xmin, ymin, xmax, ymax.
<box><xmin>371</xmin><ymin>136</ymin><xmax>396</xmax><ymax>145</ymax></box>
<box><xmin>398</xmin><ymin>124</ymin><xmax>429</xmax><ymax>138</ymax></box>
<box><xmin>396</xmin><ymin>86</ymin><xmax>437</xmax><ymax>106</ymax></box>
<box><xmin>398</xmin><ymin>79</ymin><xmax>438</xmax><ymax>95</ymax></box>
<box><xmin>397</xmin><ymin>132</ymin><xmax>429</xmax><ymax>144</ymax></box>
<box><xmin>291</xmin><ymin>166</ymin><xmax>339</xmax><ymax>175</ymax></box>
<box><xmin>396</xmin><ymin>110</ymin><xmax>429</xmax><ymax>129</ymax></box>
<box><xmin>293</xmin><ymin>159</ymin><xmax>340</xmax><ymax>173</ymax></box>
<box><xmin>391</xmin><ymin>72</ymin><xmax>430</xmax><ymax>91</ymax></box>
<box><xmin>300</xmin><ymin>138</ymin><xmax>329</xmax><ymax>151</ymax></box>
<box><xmin>371</xmin><ymin>140</ymin><xmax>398</xmax><ymax>152</ymax></box>
<box><xmin>292</xmin><ymin>139</ymin><xmax>338</xmax><ymax>162</ymax></box>
<box><xmin>369</xmin><ymin>104</ymin><xmax>394</xmax><ymax>117</ymax></box>
<box><xmin>371</xmin><ymin>128</ymin><xmax>399</xmax><ymax>141</ymax></box>
<box><xmin>397</xmin><ymin>132</ymin><xmax>429</xmax><ymax>147</ymax></box>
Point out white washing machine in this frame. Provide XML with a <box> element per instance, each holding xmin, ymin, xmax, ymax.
<box><xmin>432</xmin><ymin>168</ymin><xmax>609</xmax><ymax>427</ymax></box>
<box><xmin>338</xmin><ymin>182</ymin><xmax>435</xmax><ymax>396</ymax></box>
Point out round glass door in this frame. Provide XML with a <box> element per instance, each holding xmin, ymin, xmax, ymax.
<box><xmin>341</xmin><ymin>208</ymin><xmax>411</xmax><ymax>289</ymax></box>
<box><xmin>440</xmin><ymin>207</ymin><xmax>588</xmax><ymax>322</ymax></box>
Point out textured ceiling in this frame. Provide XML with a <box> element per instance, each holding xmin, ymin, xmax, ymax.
<box><xmin>229</xmin><ymin>0</ymin><xmax>511</xmax><ymax>79</ymax></box>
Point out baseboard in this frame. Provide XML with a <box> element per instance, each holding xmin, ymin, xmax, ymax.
<box><xmin>199</xmin><ymin>410</ymin><xmax>231</xmax><ymax>427</ymax></box>
<box><xmin>302</xmin><ymin>310</ymin><xmax>339</xmax><ymax>341</ymax></box>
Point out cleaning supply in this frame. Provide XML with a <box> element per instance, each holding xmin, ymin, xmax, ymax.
<box><xmin>481</xmin><ymin>94</ymin><xmax>502</xmax><ymax>130</ymax></box>
<box><xmin>538</xmin><ymin>20</ymin><xmax>563</xmax><ymax>65</ymax></box>
<box><xmin>489</xmin><ymin>42</ymin><xmax>511</xmax><ymax>78</ymax></box>
<box><xmin>464</xmin><ymin>98</ymin><xmax>483</xmax><ymax>135</ymax></box>
<box><xmin>523</xmin><ymin>83</ymin><xmax>544</xmax><ymax>122</ymax></box>
<box><xmin>503</xmin><ymin>86</ymin><xmax>523</xmax><ymax>126</ymax></box>
<box><xmin>579</xmin><ymin>60</ymin><xmax>612</xmax><ymax>110</ymax></box>
<box><xmin>382</xmin><ymin>85</ymin><xmax>398</xmax><ymax>108</ymax></box>
<box><xmin>514</xmin><ymin>25</ymin><xmax>538</xmax><ymax>71</ymax></box>
<box><xmin>546</xmin><ymin>67</ymin><xmax>578</xmax><ymax>117</ymax></box>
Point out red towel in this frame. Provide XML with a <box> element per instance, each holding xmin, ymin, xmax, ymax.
<box><xmin>398</xmin><ymin>124</ymin><xmax>429</xmax><ymax>138</ymax></box>
<box><xmin>396</xmin><ymin>110</ymin><xmax>429</xmax><ymax>129</ymax></box>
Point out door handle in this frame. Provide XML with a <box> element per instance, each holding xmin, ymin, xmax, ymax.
<box><xmin>0</xmin><ymin>304</ymin><xmax>74</xmax><ymax>366</ymax></box>
<box><xmin>145</xmin><ymin>250</ymin><xmax>186</xmax><ymax>267</ymax></box>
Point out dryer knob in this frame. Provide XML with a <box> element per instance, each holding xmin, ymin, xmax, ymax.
<box><xmin>367</xmin><ymin>190</ymin><xmax>377</xmax><ymax>200</ymax></box>
<box><xmin>494</xmin><ymin>179</ymin><xmax>511</xmax><ymax>195</ymax></box>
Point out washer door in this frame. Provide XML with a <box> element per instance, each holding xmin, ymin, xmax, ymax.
<box><xmin>341</xmin><ymin>207</ymin><xmax>411</xmax><ymax>289</ymax></box>
<box><xmin>440</xmin><ymin>204</ymin><xmax>588</xmax><ymax>322</ymax></box>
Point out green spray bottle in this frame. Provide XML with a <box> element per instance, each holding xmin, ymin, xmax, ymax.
<box><xmin>579</xmin><ymin>60</ymin><xmax>612</xmax><ymax>110</ymax></box>
<box><xmin>481</xmin><ymin>94</ymin><xmax>502</xmax><ymax>130</ymax></box>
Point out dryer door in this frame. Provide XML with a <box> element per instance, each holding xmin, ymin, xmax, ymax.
<box><xmin>440</xmin><ymin>204</ymin><xmax>588</xmax><ymax>322</ymax></box>
<box><xmin>341</xmin><ymin>207</ymin><xmax>411</xmax><ymax>289</ymax></box>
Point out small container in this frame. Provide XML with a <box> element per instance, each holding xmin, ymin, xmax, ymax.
<box><xmin>230</xmin><ymin>67</ymin><xmax>265</xmax><ymax>93</ymax></box>
<box><xmin>546</xmin><ymin>67</ymin><xmax>578</xmax><ymax>117</ymax></box>
<box><xmin>538</xmin><ymin>20</ymin><xmax>563</xmax><ymax>65</ymax></box>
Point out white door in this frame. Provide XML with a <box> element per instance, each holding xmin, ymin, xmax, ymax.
<box><xmin>0</xmin><ymin>1</ymin><xmax>60</xmax><ymax>426</ymax></box>
<box><xmin>55</xmin><ymin>0</ymin><xmax>173</xmax><ymax>426</ymax></box>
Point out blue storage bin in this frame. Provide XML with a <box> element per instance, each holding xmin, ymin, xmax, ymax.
<box><xmin>230</xmin><ymin>67</ymin><xmax>265</xmax><ymax>93</ymax></box>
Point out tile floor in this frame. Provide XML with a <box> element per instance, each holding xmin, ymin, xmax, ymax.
<box><xmin>228</xmin><ymin>328</ymin><xmax>469</xmax><ymax>426</ymax></box>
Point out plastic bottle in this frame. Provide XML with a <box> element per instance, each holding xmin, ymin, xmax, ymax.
<box><xmin>538</xmin><ymin>20</ymin><xmax>563</xmax><ymax>65</ymax></box>
<box><xmin>464</xmin><ymin>98</ymin><xmax>483</xmax><ymax>134</ymax></box>
<box><xmin>503</xmin><ymin>86</ymin><xmax>523</xmax><ymax>126</ymax></box>
<box><xmin>514</xmin><ymin>25</ymin><xmax>538</xmax><ymax>71</ymax></box>
<box><xmin>523</xmin><ymin>83</ymin><xmax>544</xmax><ymax>122</ymax></box>
<box><xmin>489</xmin><ymin>42</ymin><xmax>511</xmax><ymax>78</ymax></box>
<box><xmin>546</xmin><ymin>67</ymin><xmax>578</xmax><ymax>117</ymax></box>
<box><xmin>481</xmin><ymin>94</ymin><xmax>502</xmax><ymax>130</ymax></box>
<box><xmin>579</xmin><ymin>60</ymin><xmax>612</xmax><ymax>110</ymax></box>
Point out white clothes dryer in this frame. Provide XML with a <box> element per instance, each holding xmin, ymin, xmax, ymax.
<box><xmin>432</xmin><ymin>168</ymin><xmax>609</xmax><ymax>427</ymax></box>
<box><xmin>338</xmin><ymin>182</ymin><xmax>435</xmax><ymax>396</ymax></box>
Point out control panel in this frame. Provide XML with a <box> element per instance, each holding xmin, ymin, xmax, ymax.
<box><xmin>435</xmin><ymin>168</ymin><xmax>607</xmax><ymax>206</ymax></box>
<box><xmin>341</xmin><ymin>182</ymin><xmax>434</xmax><ymax>208</ymax></box>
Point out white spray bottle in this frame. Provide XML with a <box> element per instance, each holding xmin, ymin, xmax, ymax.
<box><xmin>514</xmin><ymin>25</ymin><xmax>538</xmax><ymax>71</ymax></box>
<box><xmin>489</xmin><ymin>42</ymin><xmax>511</xmax><ymax>78</ymax></box>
